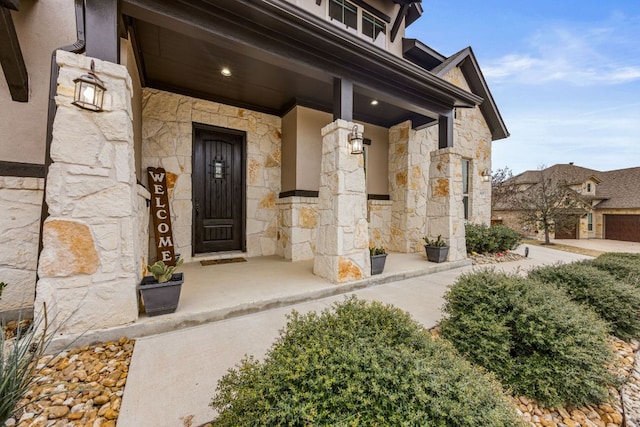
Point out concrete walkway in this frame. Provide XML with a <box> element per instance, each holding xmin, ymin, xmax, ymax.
<box><xmin>118</xmin><ymin>245</ymin><xmax>590</xmax><ymax>427</ymax></box>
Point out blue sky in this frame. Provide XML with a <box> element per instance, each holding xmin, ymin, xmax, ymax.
<box><xmin>406</xmin><ymin>1</ymin><xmax>640</xmax><ymax>175</ymax></box>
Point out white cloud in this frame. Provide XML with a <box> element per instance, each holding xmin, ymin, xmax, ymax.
<box><xmin>483</xmin><ymin>16</ymin><xmax>640</xmax><ymax>86</ymax></box>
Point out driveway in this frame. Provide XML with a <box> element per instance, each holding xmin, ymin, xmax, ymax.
<box><xmin>552</xmin><ymin>238</ymin><xmax>640</xmax><ymax>254</ymax></box>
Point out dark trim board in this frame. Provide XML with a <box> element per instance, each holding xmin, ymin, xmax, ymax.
<box><xmin>0</xmin><ymin>161</ymin><xmax>45</xmax><ymax>178</ymax></box>
<box><xmin>367</xmin><ymin>194</ymin><xmax>390</xmax><ymax>200</ymax></box>
<box><xmin>279</xmin><ymin>190</ymin><xmax>319</xmax><ymax>198</ymax></box>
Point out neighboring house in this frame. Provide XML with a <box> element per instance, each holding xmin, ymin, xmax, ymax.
<box><xmin>0</xmin><ymin>0</ymin><xmax>507</xmax><ymax>332</ymax></box>
<box><xmin>493</xmin><ymin>164</ymin><xmax>640</xmax><ymax>242</ymax></box>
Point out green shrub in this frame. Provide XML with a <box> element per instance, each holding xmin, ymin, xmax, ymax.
<box><xmin>465</xmin><ymin>223</ymin><xmax>521</xmax><ymax>254</ymax></box>
<box><xmin>529</xmin><ymin>262</ymin><xmax>640</xmax><ymax>340</ymax></box>
<box><xmin>592</xmin><ymin>252</ymin><xmax>640</xmax><ymax>287</ymax></box>
<box><xmin>1</xmin><ymin>313</ymin><xmax>49</xmax><ymax>424</ymax></box>
<box><xmin>211</xmin><ymin>297</ymin><xmax>522</xmax><ymax>427</ymax></box>
<box><xmin>440</xmin><ymin>270</ymin><xmax>615</xmax><ymax>407</ymax></box>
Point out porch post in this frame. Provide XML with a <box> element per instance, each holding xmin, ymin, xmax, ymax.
<box><xmin>387</xmin><ymin>120</ymin><xmax>428</xmax><ymax>253</ymax></box>
<box><xmin>35</xmin><ymin>51</ymin><xmax>140</xmax><ymax>334</ymax></box>
<box><xmin>314</xmin><ymin>120</ymin><xmax>370</xmax><ymax>283</ymax></box>
<box><xmin>426</xmin><ymin>147</ymin><xmax>467</xmax><ymax>261</ymax></box>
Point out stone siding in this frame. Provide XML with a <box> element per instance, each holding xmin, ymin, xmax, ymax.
<box><xmin>36</xmin><ymin>51</ymin><xmax>140</xmax><ymax>334</ymax></box>
<box><xmin>276</xmin><ymin>196</ymin><xmax>318</xmax><ymax>261</ymax></box>
<box><xmin>0</xmin><ymin>176</ymin><xmax>43</xmax><ymax>319</ymax></box>
<box><xmin>141</xmin><ymin>89</ymin><xmax>281</xmax><ymax>261</ymax></box>
<box><xmin>368</xmin><ymin>199</ymin><xmax>393</xmax><ymax>250</ymax></box>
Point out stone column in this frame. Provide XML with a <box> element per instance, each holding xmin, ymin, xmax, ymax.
<box><xmin>388</xmin><ymin>121</ymin><xmax>428</xmax><ymax>253</ymax></box>
<box><xmin>314</xmin><ymin>120</ymin><xmax>369</xmax><ymax>283</ymax></box>
<box><xmin>426</xmin><ymin>147</ymin><xmax>467</xmax><ymax>261</ymax></box>
<box><xmin>35</xmin><ymin>51</ymin><xmax>139</xmax><ymax>334</ymax></box>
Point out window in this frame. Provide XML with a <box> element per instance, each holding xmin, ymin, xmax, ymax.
<box><xmin>329</xmin><ymin>0</ymin><xmax>357</xmax><ymax>30</ymax></box>
<box><xmin>362</xmin><ymin>11</ymin><xmax>385</xmax><ymax>42</ymax></box>
<box><xmin>462</xmin><ymin>159</ymin><xmax>470</xmax><ymax>220</ymax></box>
<box><xmin>587</xmin><ymin>212</ymin><xmax>593</xmax><ymax>231</ymax></box>
<box><xmin>586</xmin><ymin>183</ymin><xmax>592</xmax><ymax>192</ymax></box>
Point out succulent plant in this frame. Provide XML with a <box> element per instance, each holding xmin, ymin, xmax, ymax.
<box><xmin>147</xmin><ymin>258</ymin><xmax>184</xmax><ymax>283</ymax></box>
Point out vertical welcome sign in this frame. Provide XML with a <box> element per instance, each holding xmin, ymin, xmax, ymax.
<box><xmin>147</xmin><ymin>167</ymin><xmax>176</xmax><ymax>265</ymax></box>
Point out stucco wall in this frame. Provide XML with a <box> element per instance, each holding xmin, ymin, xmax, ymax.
<box><xmin>0</xmin><ymin>176</ymin><xmax>43</xmax><ymax>319</ymax></box>
<box><xmin>141</xmin><ymin>88</ymin><xmax>281</xmax><ymax>261</ymax></box>
<box><xmin>0</xmin><ymin>1</ymin><xmax>76</xmax><ymax>164</ymax></box>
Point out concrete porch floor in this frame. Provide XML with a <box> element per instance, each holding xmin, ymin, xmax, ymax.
<box><xmin>53</xmin><ymin>253</ymin><xmax>470</xmax><ymax>349</ymax></box>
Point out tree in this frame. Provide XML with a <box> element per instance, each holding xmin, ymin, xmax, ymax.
<box><xmin>491</xmin><ymin>166</ymin><xmax>515</xmax><ymax>211</ymax></box>
<box><xmin>513</xmin><ymin>167</ymin><xmax>587</xmax><ymax>244</ymax></box>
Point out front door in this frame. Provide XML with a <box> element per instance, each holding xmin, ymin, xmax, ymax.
<box><xmin>193</xmin><ymin>125</ymin><xmax>245</xmax><ymax>254</ymax></box>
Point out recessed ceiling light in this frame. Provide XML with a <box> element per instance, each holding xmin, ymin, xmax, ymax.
<box><xmin>370</xmin><ymin>100</ymin><xmax>379</xmax><ymax>106</ymax></box>
<box><xmin>221</xmin><ymin>68</ymin><xmax>232</xmax><ymax>77</ymax></box>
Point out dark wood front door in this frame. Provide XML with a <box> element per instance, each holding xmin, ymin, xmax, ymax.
<box><xmin>193</xmin><ymin>125</ymin><xmax>245</xmax><ymax>253</ymax></box>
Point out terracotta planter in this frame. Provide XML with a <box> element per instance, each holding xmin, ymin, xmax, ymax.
<box><xmin>370</xmin><ymin>254</ymin><xmax>387</xmax><ymax>275</ymax></box>
<box><xmin>425</xmin><ymin>245</ymin><xmax>449</xmax><ymax>263</ymax></box>
<box><xmin>138</xmin><ymin>273</ymin><xmax>184</xmax><ymax>316</ymax></box>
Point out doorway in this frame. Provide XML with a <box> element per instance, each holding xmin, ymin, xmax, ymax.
<box><xmin>192</xmin><ymin>124</ymin><xmax>246</xmax><ymax>254</ymax></box>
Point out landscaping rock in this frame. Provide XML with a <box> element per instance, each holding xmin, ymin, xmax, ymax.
<box><xmin>3</xmin><ymin>337</ymin><xmax>134</xmax><ymax>427</ymax></box>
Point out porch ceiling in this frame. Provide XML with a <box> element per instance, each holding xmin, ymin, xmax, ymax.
<box><xmin>132</xmin><ymin>21</ymin><xmax>414</xmax><ymax>127</ymax></box>
<box><xmin>122</xmin><ymin>0</ymin><xmax>482</xmax><ymax>129</ymax></box>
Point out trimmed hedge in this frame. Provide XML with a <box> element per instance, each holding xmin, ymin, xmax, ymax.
<box><xmin>529</xmin><ymin>262</ymin><xmax>640</xmax><ymax>340</ymax></box>
<box><xmin>465</xmin><ymin>223</ymin><xmax>521</xmax><ymax>254</ymax></box>
<box><xmin>439</xmin><ymin>271</ymin><xmax>615</xmax><ymax>407</ymax></box>
<box><xmin>592</xmin><ymin>252</ymin><xmax>640</xmax><ymax>287</ymax></box>
<box><xmin>211</xmin><ymin>297</ymin><xmax>522</xmax><ymax>426</ymax></box>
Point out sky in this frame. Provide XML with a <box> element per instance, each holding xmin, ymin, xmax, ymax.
<box><xmin>405</xmin><ymin>0</ymin><xmax>640</xmax><ymax>175</ymax></box>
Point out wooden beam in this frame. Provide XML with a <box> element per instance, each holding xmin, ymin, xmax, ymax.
<box><xmin>0</xmin><ymin>6</ymin><xmax>28</xmax><ymax>101</ymax></box>
<box><xmin>438</xmin><ymin>111</ymin><xmax>453</xmax><ymax>149</ymax></box>
<box><xmin>333</xmin><ymin>77</ymin><xmax>353</xmax><ymax>122</ymax></box>
<box><xmin>0</xmin><ymin>0</ymin><xmax>19</xmax><ymax>11</ymax></box>
<box><xmin>390</xmin><ymin>3</ymin><xmax>409</xmax><ymax>43</ymax></box>
<box><xmin>85</xmin><ymin>0</ymin><xmax>120</xmax><ymax>62</ymax></box>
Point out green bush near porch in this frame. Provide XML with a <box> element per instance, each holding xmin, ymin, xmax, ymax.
<box><xmin>465</xmin><ymin>223</ymin><xmax>521</xmax><ymax>254</ymax></box>
<box><xmin>591</xmin><ymin>252</ymin><xmax>640</xmax><ymax>287</ymax></box>
<box><xmin>210</xmin><ymin>297</ymin><xmax>522</xmax><ymax>427</ymax></box>
<box><xmin>529</xmin><ymin>261</ymin><xmax>640</xmax><ymax>340</ymax></box>
<box><xmin>439</xmin><ymin>270</ymin><xmax>615</xmax><ymax>407</ymax></box>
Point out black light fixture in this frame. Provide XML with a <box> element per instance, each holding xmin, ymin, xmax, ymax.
<box><xmin>348</xmin><ymin>125</ymin><xmax>363</xmax><ymax>155</ymax></box>
<box><xmin>481</xmin><ymin>169</ymin><xmax>492</xmax><ymax>182</ymax></box>
<box><xmin>72</xmin><ymin>60</ymin><xmax>106</xmax><ymax>112</ymax></box>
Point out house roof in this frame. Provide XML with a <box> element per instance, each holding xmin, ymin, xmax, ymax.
<box><xmin>595</xmin><ymin>167</ymin><xmax>640</xmax><ymax>209</ymax></box>
<box><xmin>402</xmin><ymin>42</ymin><xmax>509</xmax><ymax>141</ymax></box>
<box><xmin>508</xmin><ymin>164</ymin><xmax>640</xmax><ymax>210</ymax></box>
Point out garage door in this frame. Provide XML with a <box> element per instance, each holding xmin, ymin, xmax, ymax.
<box><xmin>605</xmin><ymin>215</ymin><xmax>640</xmax><ymax>242</ymax></box>
<box><xmin>555</xmin><ymin>224</ymin><xmax>577</xmax><ymax>239</ymax></box>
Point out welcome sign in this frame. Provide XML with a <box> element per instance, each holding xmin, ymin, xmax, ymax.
<box><xmin>147</xmin><ymin>167</ymin><xmax>177</xmax><ymax>266</ymax></box>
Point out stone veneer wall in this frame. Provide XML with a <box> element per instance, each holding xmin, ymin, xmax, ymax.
<box><xmin>368</xmin><ymin>199</ymin><xmax>393</xmax><ymax>249</ymax></box>
<box><xmin>0</xmin><ymin>176</ymin><xmax>43</xmax><ymax>319</ymax></box>
<box><xmin>141</xmin><ymin>88</ymin><xmax>281</xmax><ymax>261</ymax></box>
<box><xmin>385</xmin><ymin>67</ymin><xmax>493</xmax><ymax>255</ymax></box>
<box><xmin>276</xmin><ymin>196</ymin><xmax>318</xmax><ymax>261</ymax></box>
<box><xmin>36</xmin><ymin>51</ymin><xmax>140</xmax><ymax>334</ymax></box>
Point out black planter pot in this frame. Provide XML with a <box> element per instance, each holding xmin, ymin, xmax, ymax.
<box><xmin>137</xmin><ymin>273</ymin><xmax>184</xmax><ymax>316</ymax></box>
<box><xmin>371</xmin><ymin>254</ymin><xmax>387</xmax><ymax>275</ymax></box>
<box><xmin>425</xmin><ymin>245</ymin><xmax>449</xmax><ymax>263</ymax></box>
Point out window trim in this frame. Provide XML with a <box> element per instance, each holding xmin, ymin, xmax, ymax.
<box><xmin>462</xmin><ymin>158</ymin><xmax>470</xmax><ymax>220</ymax></box>
<box><xmin>587</xmin><ymin>212</ymin><xmax>593</xmax><ymax>232</ymax></box>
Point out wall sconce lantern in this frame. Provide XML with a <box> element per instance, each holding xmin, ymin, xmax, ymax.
<box><xmin>348</xmin><ymin>125</ymin><xmax>363</xmax><ymax>155</ymax></box>
<box><xmin>481</xmin><ymin>169</ymin><xmax>492</xmax><ymax>182</ymax></box>
<box><xmin>72</xmin><ymin>60</ymin><xmax>106</xmax><ymax>112</ymax></box>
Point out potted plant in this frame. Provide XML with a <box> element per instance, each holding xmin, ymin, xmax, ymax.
<box><xmin>424</xmin><ymin>235</ymin><xmax>449</xmax><ymax>263</ymax></box>
<box><xmin>137</xmin><ymin>258</ymin><xmax>184</xmax><ymax>316</ymax></box>
<box><xmin>370</xmin><ymin>246</ymin><xmax>387</xmax><ymax>275</ymax></box>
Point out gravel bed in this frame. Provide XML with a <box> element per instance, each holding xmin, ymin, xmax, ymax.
<box><xmin>4</xmin><ymin>337</ymin><xmax>134</xmax><ymax>427</ymax></box>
